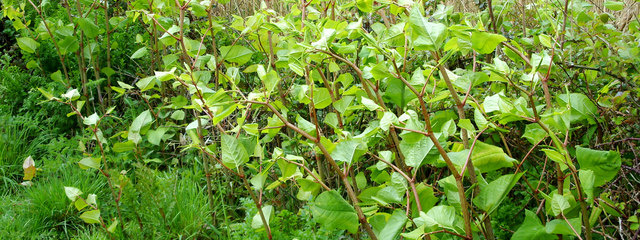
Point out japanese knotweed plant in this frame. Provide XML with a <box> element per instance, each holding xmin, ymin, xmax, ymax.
<box><xmin>5</xmin><ymin>0</ymin><xmax>632</xmax><ymax>239</ymax></box>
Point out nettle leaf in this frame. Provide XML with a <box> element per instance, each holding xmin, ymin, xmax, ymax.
<box><xmin>473</xmin><ymin>173</ymin><xmax>523</xmax><ymax>214</ymax></box>
<box><xmin>512</xmin><ymin>210</ymin><xmax>558</xmax><ymax>240</ymax></box>
<box><xmin>221</xmin><ymin>134</ymin><xmax>249</xmax><ymax>169</ymax></box>
<box><xmin>471</xmin><ymin>31</ymin><xmax>507</xmax><ymax>54</ymax></box>
<box><xmin>576</xmin><ymin>146</ymin><xmax>621</xmax><ymax>186</ymax></box>
<box><xmin>471</xmin><ymin>141</ymin><xmax>517</xmax><ymax>172</ymax></box>
<box><xmin>310</xmin><ymin>190</ymin><xmax>359</xmax><ymax>234</ymax></box>
<box><xmin>17</xmin><ymin>37</ymin><xmax>40</xmax><ymax>53</ymax></box>
<box><xmin>220</xmin><ymin>45</ymin><xmax>253</xmax><ymax>65</ymax></box>
<box><xmin>409</xmin><ymin>6</ymin><xmax>447</xmax><ymax>51</ymax></box>
<box><xmin>79</xmin><ymin>210</ymin><xmax>101</xmax><ymax>224</ymax></box>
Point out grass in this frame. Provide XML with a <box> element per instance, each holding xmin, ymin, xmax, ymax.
<box><xmin>0</xmin><ymin>114</ymin><xmax>51</xmax><ymax>192</ymax></box>
<box><xmin>0</xmin><ymin>164</ymin><xmax>107</xmax><ymax>239</ymax></box>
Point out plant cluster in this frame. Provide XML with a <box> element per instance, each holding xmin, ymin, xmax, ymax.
<box><xmin>1</xmin><ymin>0</ymin><xmax>639</xmax><ymax>239</ymax></box>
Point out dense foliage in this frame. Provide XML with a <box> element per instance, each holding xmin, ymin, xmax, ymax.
<box><xmin>1</xmin><ymin>0</ymin><xmax>639</xmax><ymax>239</ymax></box>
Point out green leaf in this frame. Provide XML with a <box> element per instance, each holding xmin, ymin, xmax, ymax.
<box><xmin>257</xmin><ymin>65</ymin><xmax>280</xmax><ymax>94</ymax></box>
<box><xmin>471</xmin><ymin>141</ymin><xmax>517</xmax><ymax>172</ymax></box>
<box><xmin>378</xmin><ymin>210</ymin><xmax>408</xmax><ymax>240</ymax></box>
<box><xmin>421</xmin><ymin>205</ymin><xmax>459</xmax><ymax>231</ymax></box>
<box><xmin>473</xmin><ymin>173</ymin><xmax>523</xmax><ymax>214</ymax></box>
<box><xmin>220</xmin><ymin>45</ymin><xmax>254</xmax><ymax>65</ymax></box>
<box><xmin>312</xmin><ymin>88</ymin><xmax>332</xmax><ymax>109</ymax></box>
<box><xmin>170</xmin><ymin>110</ymin><xmax>185</xmax><ymax>120</ymax></box>
<box><xmin>17</xmin><ymin>37</ymin><xmax>40</xmax><ymax>53</ymax></box>
<box><xmin>557</xmin><ymin>93</ymin><xmax>598</xmax><ymax>123</ymax></box>
<box><xmin>551</xmin><ymin>192</ymin><xmax>571</xmax><ymax>215</ymax></box>
<box><xmin>545</xmin><ymin>218</ymin><xmax>581</xmax><ymax>236</ymax></box>
<box><xmin>541</xmin><ymin>148</ymin><xmax>572</xmax><ymax>170</ymax></box>
<box><xmin>147</xmin><ymin>127</ymin><xmax>168</xmax><ymax>145</ymax></box>
<box><xmin>512</xmin><ymin>210</ymin><xmax>558</xmax><ymax>240</ymax></box>
<box><xmin>384</xmin><ymin>78</ymin><xmax>417</xmax><ymax>108</ymax></box>
<box><xmin>59</xmin><ymin>36</ymin><xmax>79</xmax><ymax>54</ymax></box>
<box><xmin>77</xmin><ymin>18</ymin><xmax>102</xmax><ymax>38</ymax></box>
<box><xmin>107</xmin><ymin>220</ymin><xmax>119</xmax><ymax>233</ymax></box>
<box><xmin>409</xmin><ymin>6</ymin><xmax>447</xmax><ymax>51</ymax></box>
<box><xmin>538</xmin><ymin>34</ymin><xmax>553</xmax><ymax>48</ymax></box>
<box><xmin>471</xmin><ymin>31</ymin><xmax>507</xmax><ymax>54</ymax></box>
<box><xmin>50</xmin><ymin>70</ymin><xmax>64</xmax><ymax>84</ymax></box>
<box><xmin>62</xmin><ymin>88</ymin><xmax>81</xmax><ymax>100</ymax></box>
<box><xmin>310</xmin><ymin>190</ymin><xmax>359</xmax><ymax>234</ymax></box>
<box><xmin>136</xmin><ymin>76</ymin><xmax>156</xmax><ymax>92</ymax></box>
<box><xmin>579</xmin><ymin>169</ymin><xmax>595</xmax><ymax>204</ymax></box>
<box><xmin>79</xmin><ymin>210</ymin><xmax>101</xmax><ymax>224</ymax></box>
<box><xmin>576</xmin><ymin>146</ymin><xmax>621</xmax><ymax>186</ymax></box>
<box><xmin>361</xmin><ymin>96</ymin><xmax>381</xmax><ymax>111</ymax></box>
<box><xmin>221</xmin><ymin>134</ymin><xmax>249</xmax><ymax>169</ymax></box>
<box><xmin>410</xmin><ymin>184</ymin><xmax>439</xmax><ymax>217</ymax></box>
<box><xmin>331</xmin><ymin>140</ymin><xmax>365</xmax><ymax>165</ymax></box>
<box><xmin>251</xmin><ymin>205</ymin><xmax>274</xmax><ymax>229</ymax></box>
<box><xmin>400</xmin><ymin>135</ymin><xmax>434</xmax><ymax>168</ymax></box>
<box><xmin>604</xmin><ymin>1</ymin><xmax>624</xmax><ymax>11</ymax></box>
<box><xmin>523</xmin><ymin>123</ymin><xmax>547</xmax><ymax>144</ymax></box>
<box><xmin>83</xmin><ymin>113</ymin><xmax>100</xmax><ymax>125</ymax></box>
<box><xmin>77</xmin><ymin>157</ymin><xmax>100</xmax><ymax>170</ymax></box>
<box><xmin>131</xmin><ymin>47</ymin><xmax>148</xmax><ymax>59</ymax></box>
<box><xmin>64</xmin><ymin>186</ymin><xmax>83</xmax><ymax>202</ymax></box>
<box><xmin>129</xmin><ymin>110</ymin><xmax>154</xmax><ymax>144</ymax></box>
<box><xmin>129</xmin><ymin>110</ymin><xmax>153</xmax><ymax>133</ymax></box>
<box><xmin>380</xmin><ymin>112</ymin><xmax>398</xmax><ymax>132</ymax></box>
<box><xmin>74</xmin><ymin>198</ymin><xmax>88</xmax><ymax>211</ymax></box>
<box><xmin>356</xmin><ymin>0</ymin><xmax>374</xmax><ymax>12</ymax></box>
<box><xmin>113</xmin><ymin>141</ymin><xmax>135</xmax><ymax>152</ymax></box>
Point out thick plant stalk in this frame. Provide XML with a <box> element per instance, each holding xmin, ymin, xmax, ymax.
<box><xmin>239</xmin><ymin>167</ymin><xmax>273</xmax><ymax>240</ymax></box>
<box><xmin>59</xmin><ymin>101</ymin><xmax>125</xmax><ymax>234</ymax></box>
<box><xmin>318</xmin><ymin>49</ymin><xmax>407</xmax><ymax>170</ymax></box>
<box><xmin>247</xmin><ymin>100</ymin><xmax>379</xmax><ymax>240</ymax></box>
<box><xmin>395</xmin><ymin>76</ymin><xmax>474</xmax><ymax>239</ymax></box>
<box><xmin>196</xmin><ymin>114</ymin><xmax>217</xmax><ymax>225</ymax></box>
<box><xmin>431</xmin><ymin>53</ymin><xmax>495</xmax><ymax>240</ymax></box>
<box><xmin>26</xmin><ymin>0</ymin><xmax>71</xmax><ymax>87</ymax></box>
<box><xmin>73</xmin><ymin>0</ymin><xmax>91</xmax><ymax>113</ymax></box>
<box><xmin>104</xmin><ymin>1</ymin><xmax>113</xmax><ymax>104</ymax></box>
